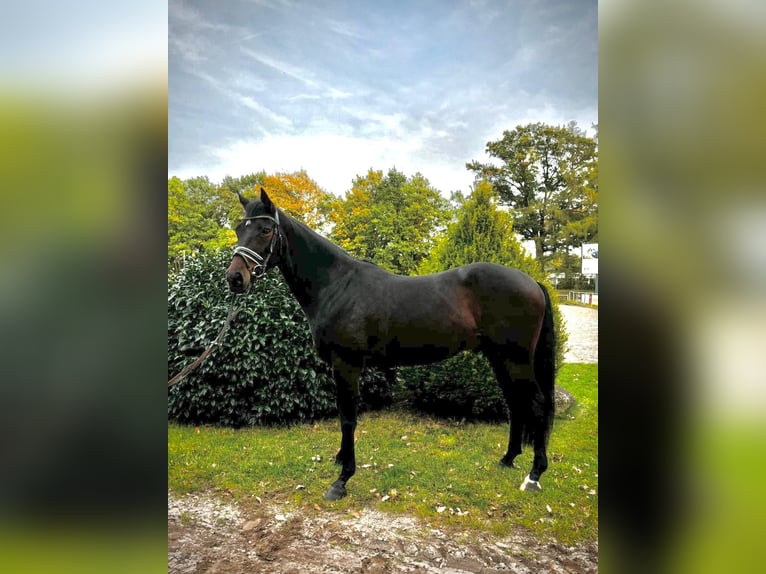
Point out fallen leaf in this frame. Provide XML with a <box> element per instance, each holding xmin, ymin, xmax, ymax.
<box><xmin>436</xmin><ymin>506</ymin><xmax>446</xmax><ymax>513</ymax></box>
<box><xmin>381</xmin><ymin>495</ymin><xmax>390</xmax><ymax>502</ymax></box>
<box><xmin>546</xmin><ymin>504</ymin><xmax>553</xmax><ymax>514</ymax></box>
<box><xmin>295</xmin><ymin>484</ymin><xmax>305</xmax><ymax>490</ymax></box>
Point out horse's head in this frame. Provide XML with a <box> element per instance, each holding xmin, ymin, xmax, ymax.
<box><xmin>226</xmin><ymin>188</ymin><xmax>282</xmax><ymax>293</ymax></box>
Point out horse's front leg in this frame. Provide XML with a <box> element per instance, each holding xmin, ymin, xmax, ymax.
<box><xmin>324</xmin><ymin>357</ymin><xmax>361</xmax><ymax>501</ymax></box>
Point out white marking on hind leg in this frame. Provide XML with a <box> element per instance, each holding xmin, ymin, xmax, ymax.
<box><xmin>519</xmin><ymin>474</ymin><xmax>542</xmax><ymax>491</ymax></box>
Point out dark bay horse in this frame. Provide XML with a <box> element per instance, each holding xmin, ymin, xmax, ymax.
<box><xmin>226</xmin><ymin>189</ymin><xmax>556</xmax><ymax>500</ymax></box>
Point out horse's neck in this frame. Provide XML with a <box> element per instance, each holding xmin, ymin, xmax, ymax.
<box><xmin>277</xmin><ymin>213</ymin><xmax>354</xmax><ymax>312</ymax></box>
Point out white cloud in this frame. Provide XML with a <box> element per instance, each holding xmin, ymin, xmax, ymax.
<box><xmin>241</xmin><ymin>48</ymin><xmax>320</xmax><ymax>89</ymax></box>
<box><xmin>325</xmin><ymin>18</ymin><xmax>366</xmax><ymax>40</ymax></box>
<box><xmin>172</xmin><ymin>131</ymin><xmax>475</xmax><ymax>197</ymax></box>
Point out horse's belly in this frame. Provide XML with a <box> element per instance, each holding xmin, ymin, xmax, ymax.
<box><xmin>381</xmin><ymin>337</ymin><xmax>477</xmax><ymax>367</ymax></box>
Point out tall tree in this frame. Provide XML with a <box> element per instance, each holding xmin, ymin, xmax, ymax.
<box><xmin>466</xmin><ymin>122</ymin><xmax>598</xmax><ymax>268</ymax></box>
<box><xmin>328</xmin><ymin>168</ymin><xmax>450</xmax><ymax>275</ymax></box>
<box><xmin>259</xmin><ymin>170</ymin><xmax>330</xmax><ymax>229</ymax></box>
<box><xmin>219</xmin><ymin>172</ymin><xmax>266</xmax><ymax>198</ymax></box>
<box><xmin>167</xmin><ymin>176</ymin><xmax>236</xmax><ymax>261</ymax></box>
<box><xmin>421</xmin><ymin>180</ymin><xmax>539</xmax><ymax>277</ymax></box>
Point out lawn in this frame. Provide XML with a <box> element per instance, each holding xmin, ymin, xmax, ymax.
<box><xmin>168</xmin><ymin>363</ymin><xmax>597</xmax><ymax>544</ymax></box>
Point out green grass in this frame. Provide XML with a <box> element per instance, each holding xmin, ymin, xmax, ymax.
<box><xmin>168</xmin><ymin>363</ymin><xmax>597</xmax><ymax>544</ymax></box>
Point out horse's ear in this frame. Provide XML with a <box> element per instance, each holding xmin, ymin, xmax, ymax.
<box><xmin>237</xmin><ymin>192</ymin><xmax>249</xmax><ymax>210</ymax></box>
<box><xmin>260</xmin><ymin>187</ymin><xmax>276</xmax><ymax>215</ymax></box>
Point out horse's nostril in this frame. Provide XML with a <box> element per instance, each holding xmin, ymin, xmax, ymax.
<box><xmin>228</xmin><ymin>271</ymin><xmax>243</xmax><ymax>288</ymax></box>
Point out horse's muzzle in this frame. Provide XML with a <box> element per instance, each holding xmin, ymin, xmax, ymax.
<box><xmin>226</xmin><ymin>269</ymin><xmax>248</xmax><ymax>293</ymax></box>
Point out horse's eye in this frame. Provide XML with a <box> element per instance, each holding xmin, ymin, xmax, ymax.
<box><xmin>262</xmin><ymin>228</ymin><xmax>272</xmax><ymax>236</ymax></box>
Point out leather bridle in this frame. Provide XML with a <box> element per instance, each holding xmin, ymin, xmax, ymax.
<box><xmin>232</xmin><ymin>212</ymin><xmax>282</xmax><ymax>280</ymax></box>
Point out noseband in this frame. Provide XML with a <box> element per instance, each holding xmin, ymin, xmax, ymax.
<box><xmin>233</xmin><ymin>211</ymin><xmax>282</xmax><ymax>280</ymax></box>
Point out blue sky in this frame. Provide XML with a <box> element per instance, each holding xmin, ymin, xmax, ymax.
<box><xmin>169</xmin><ymin>0</ymin><xmax>597</xmax><ymax>197</ymax></box>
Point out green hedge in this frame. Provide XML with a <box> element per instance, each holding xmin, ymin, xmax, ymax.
<box><xmin>167</xmin><ymin>249</ymin><xmax>390</xmax><ymax>427</ymax></box>
<box><xmin>397</xmin><ymin>353</ymin><xmax>508</xmax><ymax>421</ymax></box>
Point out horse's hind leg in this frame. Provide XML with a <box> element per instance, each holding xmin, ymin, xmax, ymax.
<box><xmin>490</xmin><ymin>355</ymin><xmax>548</xmax><ymax>491</ymax></box>
<box><xmin>521</xmin><ymin>425</ymin><xmax>549</xmax><ymax>491</ymax></box>
<box><xmin>521</xmin><ymin>368</ymin><xmax>549</xmax><ymax>491</ymax></box>
<box><xmin>489</xmin><ymin>356</ymin><xmax>523</xmax><ymax>469</ymax></box>
<box><xmin>324</xmin><ymin>357</ymin><xmax>361</xmax><ymax>501</ymax></box>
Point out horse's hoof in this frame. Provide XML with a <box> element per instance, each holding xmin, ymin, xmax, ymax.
<box><xmin>519</xmin><ymin>474</ymin><xmax>542</xmax><ymax>491</ymax></box>
<box><xmin>499</xmin><ymin>457</ymin><xmax>517</xmax><ymax>469</ymax></box>
<box><xmin>323</xmin><ymin>481</ymin><xmax>347</xmax><ymax>501</ymax></box>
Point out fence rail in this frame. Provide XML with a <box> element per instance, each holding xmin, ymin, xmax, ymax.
<box><xmin>557</xmin><ymin>290</ymin><xmax>598</xmax><ymax>306</ymax></box>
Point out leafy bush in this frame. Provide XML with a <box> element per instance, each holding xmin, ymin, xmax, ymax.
<box><xmin>397</xmin><ymin>353</ymin><xmax>508</xmax><ymax>421</ymax></box>
<box><xmin>168</xmin><ymin>249</ymin><xmax>391</xmax><ymax>427</ymax></box>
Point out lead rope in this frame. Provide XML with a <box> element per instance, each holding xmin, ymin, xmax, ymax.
<box><xmin>167</xmin><ymin>291</ymin><xmax>250</xmax><ymax>388</ymax></box>
<box><xmin>169</xmin><ymin>213</ymin><xmax>283</xmax><ymax>388</ymax></box>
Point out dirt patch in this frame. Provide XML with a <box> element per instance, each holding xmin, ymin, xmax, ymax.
<box><xmin>168</xmin><ymin>492</ymin><xmax>597</xmax><ymax>573</ymax></box>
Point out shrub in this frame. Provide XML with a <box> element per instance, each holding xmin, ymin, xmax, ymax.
<box><xmin>398</xmin><ymin>353</ymin><xmax>508</xmax><ymax>421</ymax></box>
<box><xmin>168</xmin><ymin>249</ymin><xmax>390</xmax><ymax>427</ymax></box>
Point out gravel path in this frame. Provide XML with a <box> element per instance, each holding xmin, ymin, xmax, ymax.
<box><xmin>559</xmin><ymin>305</ymin><xmax>598</xmax><ymax>364</ymax></box>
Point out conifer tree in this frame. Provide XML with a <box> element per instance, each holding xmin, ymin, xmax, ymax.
<box><xmin>420</xmin><ymin>180</ymin><xmax>567</xmax><ymax>371</ymax></box>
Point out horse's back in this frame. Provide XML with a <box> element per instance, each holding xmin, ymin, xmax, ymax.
<box><xmin>455</xmin><ymin>262</ymin><xmax>542</xmax><ymax>297</ymax></box>
<box><xmin>381</xmin><ymin>262</ymin><xmax>543</xmax><ymax>309</ymax></box>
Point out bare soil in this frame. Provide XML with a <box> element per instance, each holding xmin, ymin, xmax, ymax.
<box><xmin>168</xmin><ymin>492</ymin><xmax>597</xmax><ymax>573</ymax></box>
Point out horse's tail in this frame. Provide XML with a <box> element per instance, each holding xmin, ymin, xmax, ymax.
<box><xmin>531</xmin><ymin>282</ymin><xmax>556</xmax><ymax>446</ymax></box>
